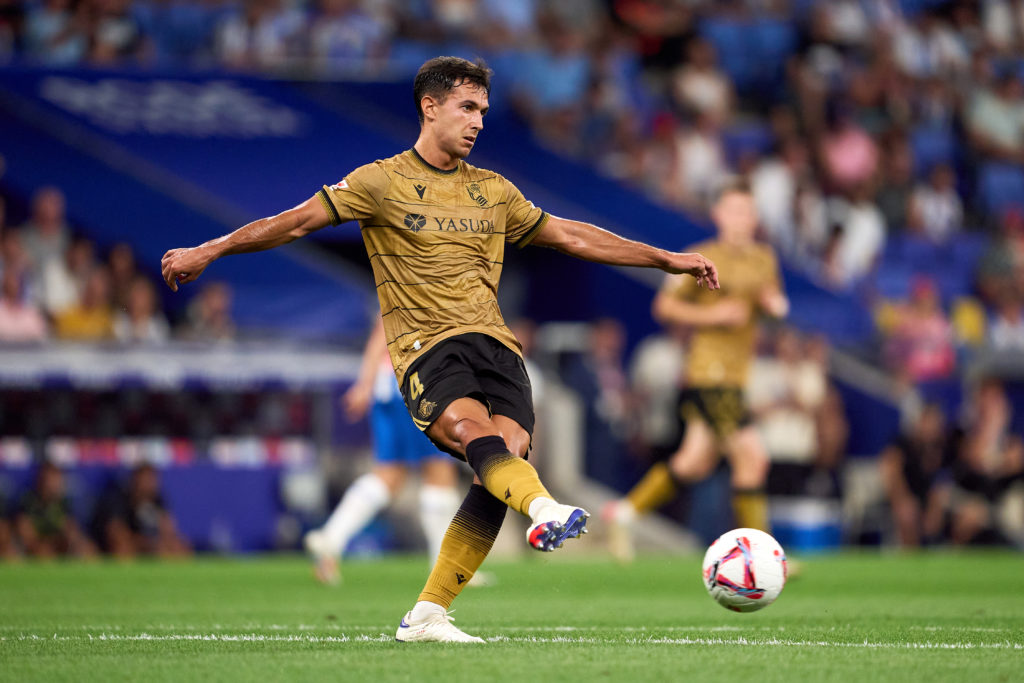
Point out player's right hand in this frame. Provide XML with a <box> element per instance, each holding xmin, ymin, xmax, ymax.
<box><xmin>161</xmin><ymin>247</ymin><xmax>210</xmax><ymax>292</ymax></box>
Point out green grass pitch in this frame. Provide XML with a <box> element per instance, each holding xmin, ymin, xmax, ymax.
<box><xmin>1</xmin><ymin>552</ymin><xmax>1022</xmax><ymax>682</ymax></box>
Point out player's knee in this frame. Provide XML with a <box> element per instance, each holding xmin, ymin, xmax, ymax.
<box><xmin>451</xmin><ymin>416</ymin><xmax>499</xmax><ymax>451</ymax></box>
<box><xmin>668</xmin><ymin>453</ymin><xmax>713</xmax><ymax>483</ymax></box>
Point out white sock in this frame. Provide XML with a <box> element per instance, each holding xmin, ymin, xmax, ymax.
<box><xmin>320</xmin><ymin>472</ymin><xmax>391</xmax><ymax>556</ymax></box>
<box><xmin>418</xmin><ymin>483</ymin><xmax>461</xmax><ymax>563</ymax></box>
<box><xmin>410</xmin><ymin>600</ymin><xmax>445</xmax><ymax>621</ymax></box>
<box><xmin>527</xmin><ymin>496</ymin><xmax>557</xmax><ymax>521</ymax></box>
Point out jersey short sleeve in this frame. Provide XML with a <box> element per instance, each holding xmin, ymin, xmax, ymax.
<box><xmin>317</xmin><ymin>161</ymin><xmax>390</xmax><ymax>226</ymax></box>
<box><xmin>501</xmin><ymin>177</ymin><xmax>548</xmax><ymax>247</ymax></box>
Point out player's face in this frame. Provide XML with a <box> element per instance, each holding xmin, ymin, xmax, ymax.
<box><xmin>431</xmin><ymin>82</ymin><xmax>488</xmax><ymax>159</ymax></box>
<box><xmin>712</xmin><ymin>191</ymin><xmax>758</xmax><ymax>243</ymax></box>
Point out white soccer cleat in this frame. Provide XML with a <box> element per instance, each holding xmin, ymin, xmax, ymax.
<box><xmin>527</xmin><ymin>503</ymin><xmax>589</xmax><ymax>552</ymax></box>
<box><xmin>394</xmin><ymin>610</ymin><xmax>485</xmax><ymax>643</ymax></box>
<box><xmin>303</xmin><ymin>529</ymin><xmax>340</xmax><ymax>585</ymax></box>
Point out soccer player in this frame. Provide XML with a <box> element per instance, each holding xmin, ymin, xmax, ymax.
<box><xmin>604</xmin><ymin>179</ymin><xmax>788</xmax><ymax>562</ymax></box>
<box><xmin>161</xmin><ymin>56</ymin><xmax>718</xmax><ymax>643</ymax></box>
<box><xmin>303</xmin><ymin>315</ymin><xmax>463</xmax><ymax>585</ymax></box>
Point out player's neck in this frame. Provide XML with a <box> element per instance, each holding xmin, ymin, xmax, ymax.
<box><xmin>413</xmin><ymin>138</ymin><xmax>460</xmax><ymax>172</ymax></box>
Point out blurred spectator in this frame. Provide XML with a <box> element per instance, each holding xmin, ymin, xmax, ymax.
<box><xmin>750</xmin><ymin>138</ymin><xmax>812</xmax><ymax>254</ymax></box>
<box><xmin>748</xmin><ymin>327</ymin><xmax>828</xmax><ymax>466</ymax></box>
<box><xmin>561</xmin><ymin>318</ymin><xmax>634</xmax><ymax>486</ymax></box>
<box><xmin>669</xmin><ymin>37</ymin><xmax>732</xmax><ymax>124</ymax></box>
<box><xmin>880</xmin><ymin>402</ymin><xmax>955</xmax><ymax>547</ymax></box>
<box><xmin>819</xmin><ymin>110</ymin><xmax>879</xmax><ymax>194</ymax></box>
<box><xmin>54</xmin><ymin>266</ymin><xmax>115</xmax><ymax>341</ymax></box>
<box><xmin>107</xmin><ymin>241</ymin><xmax>138</xmax><ymax>312</ymax></box>
<box><xmin>891</xmin><ymin>10</ymin><xmax>969</xmax><ymax>80</ymax></box>
<box><xmin>308</xmin><ymin>0</ymin><xmax>392</xmax><ymax>73</ymax></box>
<box><xmin>629</xmin><ymin>328</ymin><xmax>686</xmax><ymax>455</ymax></box>
<box><xmin>874</xmin><ymin>140</ymin><xmax>916</xmax><ymax>233</ymax></box>
<box><xmin>88</xmin><ymin>0</ymin><xmax>146</xmax><ymax>65</ymax></box>
<box><xmin>0</xmin><ymin>228</ymin><xmax>35</xmax><ymax>296</ymax></box>
<box><xmin>23</xmin><ymin>0</ymin><xmax>88</xmax><ymax>65</ymax></box>
<box><xmin>511</xmin><ymin>13</ymin><xmax>590</xmax><ymax>136</ymax></box>
<box><xmin>966</xmin><ymin>72</ymin><xmax>1024</xmax><ymax>165</ymax></box>
<box><xmin>826</xmin><ymin>186</ymin><xmax>886</xmax><ymax>287</ymax></box>
<box><xmin>883</xmin><ymin>277</ymin><xmax>956</xmax><ymax>383</ymax></box>
<box><xmin>113</xmin><ymin>275</ymin><xmax>170</xmax><ymax>344</ymax></box>
<box><xmin>988</xmin><ymin>293</ymin><xmax>1024</xmax><ymax>352</ymax></box>
<box><xmin>908</xmin><ymin>162</ymin><xmax>963</xmax><ymax>243</ymax></box>
<box><xmin>976</xmin><ymin>206</ymin><xmax>1024</xmax><ymax>305</ymax></box>
<box><xmin>18</xmin><ymin>186</ymin><xmax>70</xmax><ymax>274</ymax></box>
<box><xmin>92</xmin><ymin>464</ymin><xmax>191</xmax><ymax>558</ymax></box>
<box><xmin>951</xmin><ymin>378</ymin><xmax>1024</xmax><ymax>545</ymax></box>
<box><xmin>39</xmin><ymin>235</ymin><xmax>96</xmax><ymax>315</ymax></box>
<box><xmin>179</xmin><ymin>281</ymin><xmax>235</xmax><ymax>342</ymax></box>
<box><xmin>0</xmin><ymin>264</ymin><xmax>48</xmax><ymax>343</ymax></box>
<box><xmin>674</xmin><ymin>111</ymin><xmax>728</xmax><ymax>210</ymax></box>
<box><xmin>14</xmin><ymin>462</ymin><xmax>97</xmax><ymax>558</ymax></box>
<box><xmin>214</xmin><ymin>0</ymin><xmax>305</xmax><ymax>70</ymax></box>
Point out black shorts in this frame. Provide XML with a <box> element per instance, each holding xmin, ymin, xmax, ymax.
<box><xmin>400</xmin><ymin>333</ymin><xmax>535</xmax><ymax>459</ymax></box>
<box><xmin>678</xmin><ymin>386</ymin><xmax>752</xmax><ymax>440</ymax></box>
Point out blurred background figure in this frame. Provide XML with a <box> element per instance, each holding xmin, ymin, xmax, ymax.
<box><xmin>14</xmin><ymin>462</ymin><xmax>96</xmax><ymax>558</ymax></box>
<box><xmin>561</xmin><ymin>317</ymin><xmax>634</xmax><ymax>489</ymax></box>
<box><xmin>880</xmin><ymin>402</ymin><xmax>954</xmax><ymax>547</ymax></box>
<box><xmin>0</xmin><ymin>263</ymin><xmax>48</xmax><ymax>343</ymax></box>
<box><xmin>113</xmin><ymin>275</ymin><xmax>170</xmax><ymax>344</ymax></box>
<box><xmin>179</xmin><ymin>282</ymin><xmax>235</xmax><ymax>342</ymax></box>
<box><xmin>54</xmin><ymin>266</ymin><xmax>114</xmax><ymax>341</ymax></box>
<box><xmin>951</xmin><ymin>378</ymin><xmax>1024</xmax><ymax>546</ymax></box>
<box><xmin>92</xmin><ymin>464</ymin><xmax>191</xmax><ymax>559</ymax></box>
<box><xmin>18</xmin><ymin>186</ymin><xmax>70</xmax><ymax>276</ymax></box>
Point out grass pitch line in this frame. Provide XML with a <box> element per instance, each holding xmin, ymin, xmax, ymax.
<box><xmin>1</xmin><ymin>624</ymin><xmax>1018</xmax><ymax>634</ymax></box>
<box><xmin>3</xmin><ymin>633</ymin><xmax>1022</xmax><ymax>650</ymax></box>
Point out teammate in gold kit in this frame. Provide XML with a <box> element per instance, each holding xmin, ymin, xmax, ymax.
<box><xmin>604</xmin><ymin>179</ymin><xmax>788</xmax><ymax>562</ymax></box>
<box><xmin>161</xmin><ymin>57</ymin><xmax>718</xmax><ymax>643</ymax></box>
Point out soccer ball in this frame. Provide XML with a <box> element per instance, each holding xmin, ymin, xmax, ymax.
<box><xmin>702</xmin><ymin>528</ymin><xmax>787</xmax><ymax>612</ymax></box>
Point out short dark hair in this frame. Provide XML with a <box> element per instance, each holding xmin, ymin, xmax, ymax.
<box><xmin>414</xmin><ymin>56</ymin><xmax>492</xmax><ymax>124</ymax></box>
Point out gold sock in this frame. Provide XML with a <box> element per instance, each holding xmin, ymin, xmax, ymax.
<box><xmin>418</xmin><ymin>484</ymin><xmax>506</xmax><ymax>608</ymax></box>
<box><xmin>732</xmin><ymin>489</ymin><xmax>769</xmax><ymax>531</ymax></box>
<box><xmin>626</xmin><ymin>462</ymin><xmax>677</xmax><ymax>515</ymax></box>
<box><xmin>477</xmin><ymin>451</ymin><xmax>551</xmax><ymax>516</ymax></box>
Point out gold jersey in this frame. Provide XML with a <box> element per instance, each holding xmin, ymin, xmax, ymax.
<box><xmin>318</xmin><ymin>149</ymin><xmax>548</xmax><ymax>383</ymax></box>
<box><xmin>665</xmin><ymin>239</ymin><xmax>781</xmax><ymax>388</ymax></box>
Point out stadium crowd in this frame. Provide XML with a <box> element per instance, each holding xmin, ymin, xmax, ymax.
<box><xmin>0</xmin><ymin>1</ymin><xmax>1022</xmax><ymax>374</ymax></box>
<box><xmin>0</xmin><ymin>187</ymin><xmax>236</xmax><ymax>344</ymax></box>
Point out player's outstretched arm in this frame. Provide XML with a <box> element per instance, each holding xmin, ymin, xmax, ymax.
<box><xmin>161</xmin><ymin>196</ymin><xmax>332</xmax><ymax>291</ymax></box>
<box><xmin>531</xmin><ymin>216</ymin><xmax>719</xmax><ymax>289</ymax></box>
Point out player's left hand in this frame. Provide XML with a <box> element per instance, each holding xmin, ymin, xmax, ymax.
<box><xmin>161</xmin><ymin>247</ymin><xmax>211</xmax><ymax>292</ymax></box>
<box><xmin>666</xmin><ymin>252</ymin><xmax>719</xmax><ymax>290</ymax></box>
